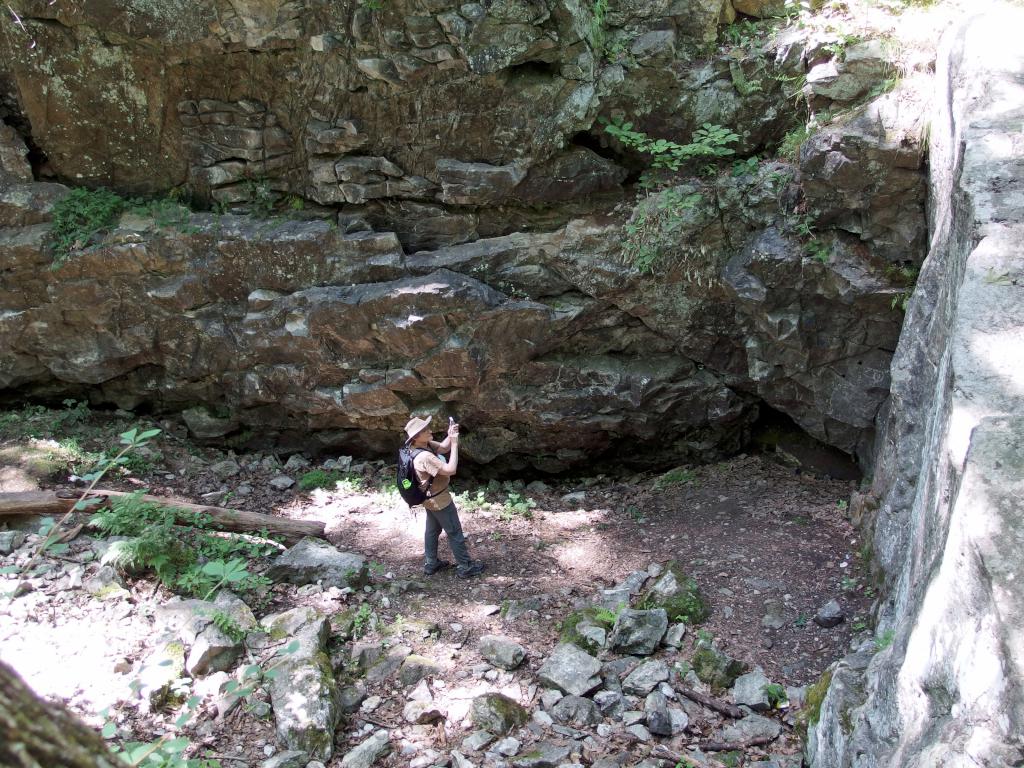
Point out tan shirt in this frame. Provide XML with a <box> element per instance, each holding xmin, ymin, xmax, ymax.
<box><xmin>413</xmin><ymin>449</ymin><xmax>452</xmax><ymax>512</ymax></box>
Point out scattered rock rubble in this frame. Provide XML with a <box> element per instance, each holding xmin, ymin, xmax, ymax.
<box><xmin>1</xmin><ymin>522</ymin><xmax>826</xmax><ymax>767</ymax></box>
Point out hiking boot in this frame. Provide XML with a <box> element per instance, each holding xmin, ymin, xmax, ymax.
<box><xmin>424</xmin><ymin>560</ymin><xmax>452</xmax><ymax>576</ymax></box>
<box><xmin>456</xmin><ymin>561</ymin><xmax>487</xmax><ymax>579</ymax></box>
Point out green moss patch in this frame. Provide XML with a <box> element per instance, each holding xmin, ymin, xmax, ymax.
<box><xmin>559</xmin><ymin>606</ymin><xmax>615</xmax><ymax>653</ymax></box>
<box><xmin>642</xmin><ymin>562</ymin><xmax>710</xmax><ymax>625</ymax></box>
<box><xmin>805</xmin><ymin>669</ymin><xmax>834</xmax><ymax>727</ymax></box>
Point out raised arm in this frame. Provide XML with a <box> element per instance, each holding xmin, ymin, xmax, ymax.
<box><xmin>431</xmin><ymin>422</ymin><xmax>459</xmax><ymax>476</ymax></box>
<box><xmin>431</xmin><ymin>420</ymin><xmax>457</xmax><ymax>455</ymax></box>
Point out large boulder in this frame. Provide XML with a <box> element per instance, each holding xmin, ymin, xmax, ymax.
<box><xmin>267</xmin><ymin>538</ymin><xmax>369</xmax><ymax>589</ymax></box>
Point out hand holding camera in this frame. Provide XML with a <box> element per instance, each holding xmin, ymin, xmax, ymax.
<box><xmin>448</xmin><ymin>416</ymin><xmax>459</xmax><ymax>441</ymax></box>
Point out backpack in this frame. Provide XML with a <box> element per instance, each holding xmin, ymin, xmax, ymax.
<box><xmin>396</xmin><ymin>447</ymin><xmax>439</xmax><ymax>507</ymax></box>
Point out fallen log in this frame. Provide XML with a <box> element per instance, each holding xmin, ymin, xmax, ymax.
<box><xmin>651</xmin><ymin>745</ymin><xmax>728</xmax><ymax>768</ymax></box>
<box><xmin>698</xmin><ymin>734</ymin><xmax>777</xmax><ymax>752</ymax></box>
<box><xmin>0</xmin><ymin>491</ymin><xmax>65</xmax><ymax>516</ymax></box>
<box><xmin>0</xmin><ymin>490</ymin><xmax>325</xmax><ymax>542</ymax></box>
<box><xmin>675</xmin><ymin>684</ymin><xmax>745</xmax><ymax>720</ymax></box>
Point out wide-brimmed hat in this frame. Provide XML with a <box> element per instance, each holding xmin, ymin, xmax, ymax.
<box><xmin>403</xmin><ymin>416</ymin><xmax>432</xmax><ymax>443</ymax></box>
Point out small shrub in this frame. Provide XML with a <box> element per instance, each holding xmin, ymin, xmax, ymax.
<box><xmin>245</xmin><ymin>178</ymin><xmax>278</xmax><ymax>218</ymax></box>
<box><xmin>885</xmin><ymin>263</ymin><xmax>919</xmax><ymax>287</ymax></box>
<box><xmin>731</xmin><ymin>156</ymin><xmax>760</xmax><ymax>177</ymax></box>
<box><xmin>454</xmin><ymin>489</ymin><xmax>490</xmax><ymax>512</ymax></box>
<box><xmin>49</xmin><ymin>188</ymin><xmax>127</xmax><ymax>266</ymax></box>
<box><xmin>602</xmin><ymin>117</ymin><xmax>740</xmax><ymax>171</ymax></box>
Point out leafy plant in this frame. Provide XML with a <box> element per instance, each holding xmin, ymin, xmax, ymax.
<box><xmin>621</xmin><ymin>189</ymin><xmax>704</xmax><ymax>274</ymax></box>
<box><xmin>211</xmin><ymin>610</ymin><xmax>246</xmax><ymax>643</ymax></box>
<box><xmin>731</xmin><ymin>156</ymin><xmax>760</xmax><ymax>177</ymax></box>
<box><xmin>90</xmin><ymin>492</ymin><xmax>277</xmax><ymax>599</ymax></box>
<box><xmin>499</xmin><ymin>492</ymin><xmax>537</xmax><ymax>521</ymax></box>
<box><xmin>49</xmin><ymin>187</ymin><xmax>127</xmax><ymax>266</ymax></box>
<box><xmin>725</xmin><ymin>19</ymin><xmax>761</xmax><ymax>48</ymax></box>
<box><xmin>601</xmin><ymin>117</ymin><xmax>740</xmax><ymax>171</ymax></box>
<box><xmin>221</xmin><ymin>639</ymin><xmax>300</xmax><ymax>707</ymax></box>
<box><xmin>351</xmin><ymin>603</ymin><xmax>374</xmax><ymax>639</ymax></box>
<box><xmin>113</xmin><ymin>735</ymin><xmax>219</xmax><ymax>768</ymax></box>
<box><xmin>244</xmin><ymin>178</ymin><xmax>277</xmax><ymax>219</ymax></box>
<box><xmin>454</xmin><ymin>489</ymin><xmax>490</xmax><ymax>512</ymax></box>
<box><xmin>821</xmin><ymin>33</ymin><xmax>863</xmax><ymax>61</ymax></box>
<box><xmin>589</xmin><ymin>0</ymin><xmax>610</xmax><ymax>51</ymax></box>
<box><xmin>593</xmin><ymin>605</ymin><xmax>622</xmax><ymax>625</ymax></box>
<box><xmin>729</xmin><ymin>60</ymin><xmax>764</xmax><ymax>96</ymax></box>
<box><xmin>2</xmin><ymin>427</ymin><xmax>162</xmax><ymax>590</ymax></box>
<box><xmin>806</xmin><ymin>238</ymin><xmax>831</xmax><ymax>263</ymax></box>
<box><xmin>763</xmin><ymin>682</ymin><xmax>788</xmax><ymax>708</ymax></box>
<box><xmin>298</xmin><ymin>469</ymin><xmax>342</xmax><ymax>491</ymax></box>
<box><xmin>131</xmin><ymin>195</ymin><xmax>196</xmax><ymax>233</ymax></box>
<box><xmin>200</xmin><ymin>558</ymin><xmax>251</xmax><ymax>600</ymax></box>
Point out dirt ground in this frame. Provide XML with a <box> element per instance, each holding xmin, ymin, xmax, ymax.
<box><xmin>0</xmin><ymin>407</ymin><xmax>875</xmax><ymax>766</ymax></box>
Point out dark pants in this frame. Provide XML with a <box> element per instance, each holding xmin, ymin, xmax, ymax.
<box><xmin>424</xmin><ymin>501</ymin><xmax>471</xmax><ymax>570</ymax></box>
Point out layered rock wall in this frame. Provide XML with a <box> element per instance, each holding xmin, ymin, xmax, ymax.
<box><xmin>808</xmin><ymin>9</ymin><xmax>1024</xmax><ymax>766</ymax></box>
<box><xmin>0</xmin><ymin>1</ymin><xmax>923</xmax><ymax>469</ymax></box>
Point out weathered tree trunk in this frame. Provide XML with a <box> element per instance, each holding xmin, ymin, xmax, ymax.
<box><xmin>0</xmin><ymin>490</ymin><xmax>326</xmax><ymax>541</ymax></box>
<box><xmin>0</xmin><ymin>658</ymin><xmax>121</xmax><ymax>768</ymax></box>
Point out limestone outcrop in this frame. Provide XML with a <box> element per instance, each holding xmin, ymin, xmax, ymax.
<box><xmin>808</xmin><ymin>10</ymin><xmax>1024</xmax><ymax>767</ymax></box>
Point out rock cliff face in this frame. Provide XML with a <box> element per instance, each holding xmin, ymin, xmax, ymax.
<box><xmin>0</xmin><ymin>1</ymin><xmax>922</xmax><ymax>469</ymax></box>
<box><xmin>808</xmin><ymin>10</ymin><xmax>1024</xmax><ymax>767</ymax></box>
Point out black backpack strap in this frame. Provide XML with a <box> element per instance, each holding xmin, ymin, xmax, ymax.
<box><xmin>408</xmin><ymin>447</ymin><xmax>442</xmax><ymax>500</ymax></box>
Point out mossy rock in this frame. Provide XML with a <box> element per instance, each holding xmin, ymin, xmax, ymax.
<box><xmin>471</xmin><ymin>692</ymin><xmax>529</xmax><ymax>735</ymax></box>
<box><xmin>690</xmin><ymin>640</ymin><xmax>747</xmax><ymax>693</ymax></box>
<box><xmin>558</xmin><ymin>606</ymin><xmax>615</xmax><ymax>653</ymax></box>
<box><xmin>642</xmin><ymin>561</ymin><xmax>710</xmax><ymax>625</ymax></box>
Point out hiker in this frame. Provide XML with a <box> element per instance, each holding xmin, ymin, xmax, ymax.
<box><xmin>403</xmin><ymin>415</ymin><xmax>486</xmax><ymax>579</ymax></box>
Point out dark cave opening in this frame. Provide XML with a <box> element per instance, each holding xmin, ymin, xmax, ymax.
<box><xmin>746</xmin><ymin>405</ymin><xmax>862</xmax><ymax>483</ymax></box>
